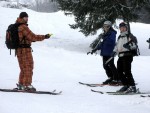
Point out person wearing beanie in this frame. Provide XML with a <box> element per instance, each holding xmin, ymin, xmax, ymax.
<box><xmin>119</xmin><ymin>22</ymin><xmax>128</xmax><ymax>29</ymax></box>
<box><xmin>113</xmin><ymin>22</ymin><xmax>137</xmax><ymax>93</ymax></box>
<box><xmin>91</xmin><ymin>20</ymin><xmax>121</xmax><ymax>85</ymax></box>
<box><xmin>14</xmin><ymin>12</ymin><xmax>52</xmax><ymax>91</ymax></box>
<box><xmin>19</xmin><ymin>12</ymin><xmax>28</xmax><ymax>18</ymax></box>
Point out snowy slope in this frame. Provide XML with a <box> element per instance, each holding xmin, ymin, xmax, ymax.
<box><xmin>0</xmin><ymin>5</ymin><xmax>150</xmax><ymax>113</ymax></box>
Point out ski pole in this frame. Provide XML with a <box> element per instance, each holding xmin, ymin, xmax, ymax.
<box><xmin>146</xmin><ymin>38</ymin><xmax>150</xmax><ymax>49</ymax></box>
<box><xmin>105</xmin><ymin>57</ymin><xmax>114</xmax><ymax>65</ymax></box>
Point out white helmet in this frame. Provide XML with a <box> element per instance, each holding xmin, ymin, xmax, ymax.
<box><xmin>103</xmin><ymin>21</ymin><xmax>112</xmax><ymax>26</ymax></box>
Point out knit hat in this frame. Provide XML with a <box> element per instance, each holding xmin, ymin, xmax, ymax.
<box><xmin>103</xmin><ymin>21</ymin><xmax>112</xmax><ymax>26</ymax></box>
<box><xmin>119</xmin><ymin>22</ymin><xmax>127</xmax><ymax>28</ymax></box>
<box><xmin>19</xmin><ymin>12</ymin><xmax>28</xmax><ymax>18</ymax></box>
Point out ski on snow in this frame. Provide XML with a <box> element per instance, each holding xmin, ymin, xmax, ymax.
<box><xmin>79</xmin><ymin>82</ymin><xmax>104</xmax><ymax>87</ymax></box>
<box><xmin>91</xmin><ymin>89</ymin><xmax>149</xmax><ymax>95</ymax></box>
<box><xmin>140</xmin><ymin>95</ymin><xmax>150</xmax><ymax>97</ymax></box>
<box><xmin>91</xmin><ymin>89</ymin><xmax>104</xmax><ymax>94</ymax></box>
<box><xmin>0</xmin><ymin>88</ymin><xmax>62</xmax><ymax>95</ymax></box>
<box><xmin>90</xmin><ymin>89</ymin><xmax>121</xmax><ymax>94</ymax></box>
<box><xmin>79</xmin><ymin>82</ymin><xmax>122</xmax><ymax>87</ymax></box>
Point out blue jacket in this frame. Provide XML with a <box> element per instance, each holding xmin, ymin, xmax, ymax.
<box><xmin>97</xmin><ymin>28</ymin><xmax>117</xmax><ymax>56</ymax></box>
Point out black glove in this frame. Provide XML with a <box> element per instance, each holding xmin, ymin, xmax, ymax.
<box><xmin>147</xmin><ymin>39</ymin><xmax>150</xmax><ymax>43</ymax></box>
<box><xmin>91</xmin><ymin>49</ymin><xmax>97</xmax><ymax>54</ymax></box>
<box><xmin>123</xmin><ymin>43</ymin><xmax>131</xmax><ymax>50</ymax></box>
<box><xmin>45</xmin><ymin>34</ymin><xmax>51</xmax><ymax>39</ymax></box>
<box><xmin>111</xmin><ymin>51</ymin><xmax>117</xmax><ymax>57</ymax></box>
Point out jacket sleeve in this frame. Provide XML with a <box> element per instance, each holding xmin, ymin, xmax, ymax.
<box><xmin>22</xmin><ymin>25</ymin><xmax>45</xmax><ymax>42</ymax></box>
<box><xmin>99</xmin><ymin>32</ymin><xmax>116</xmax><ymax>50</ymax></box>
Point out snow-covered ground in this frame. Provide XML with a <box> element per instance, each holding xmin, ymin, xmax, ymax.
<box><xmin>0</xmin><ymin>4</ymin><xmax>150</xmax><ymax>113</ymax></box>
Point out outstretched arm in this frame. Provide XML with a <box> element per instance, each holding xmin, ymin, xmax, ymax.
<box><xmin>22</xmin><ymin>25</ymin><xmax>45</xmax><ymax>42</ymax></box>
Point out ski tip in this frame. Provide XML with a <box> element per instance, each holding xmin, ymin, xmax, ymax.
<box><xmin>140</xmin><ymin>95</ymin><xmax>146</xmax><ymax>97</ymax></box>
<box><xmin>91</xmin><ymin>89</ymin><xmax>104</xmax><ymax>94</ymax></box>
<box><xmin>52</xmin><ymin>90</ymin><xmax>56</xmax><ymax>93</ymax></box>
<box><xmin>50</xmin><ymin>91</ymin><xmax>62</xmax><ymax>95</ymax></box>
<box><xmin>55</xmin><ymin>91</ymin><xmax>62</xmax><ymax>95</ymax></box>
<box><xmin>78</xmin><ymin>82</ymin><xmax>83</xmax><ymax>84</ymax></box>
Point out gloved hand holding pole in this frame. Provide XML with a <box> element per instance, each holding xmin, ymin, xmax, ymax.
<box><xmin>87</xmin><ymin>49</ymin><xmax>97</xmax><ymax>55</ymax></box>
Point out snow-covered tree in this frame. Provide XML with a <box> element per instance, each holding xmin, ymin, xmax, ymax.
<box><xmin>57</xmin><ymin>0</ymin><xmax>150</xmax><ymax>36</ymax></box>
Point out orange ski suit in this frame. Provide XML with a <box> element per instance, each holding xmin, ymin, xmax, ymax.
<box><xmin>16</xmin><ymin>18</ymin><xmax>45</xmax><ymax>86</ymax></box>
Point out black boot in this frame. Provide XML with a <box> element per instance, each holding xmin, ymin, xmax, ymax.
<box><xmin>116</xmin><ymin>86</ymin><xmax>129</xmax><ymax>92</ymax></box>
<box><xmin>124</xmin><ymin>86</ymin><xmax>137</xmax><ymax>93</ymax></box>
<box><xmin>102</xmin><ymin>78</ymin><xmax>113</xmax><ymax>84</ymax></box>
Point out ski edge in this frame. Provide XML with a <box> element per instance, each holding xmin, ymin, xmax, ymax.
<box><xmin>140</xmin><ymin>95</ymin><xmax>150</xmax><ymax>97</ymax></box>
<box><xmin>91</xmin><ymin>89</ymin><xmax>150</xmax><ymax>95</ymax></box>
<box><xmin>91</xmin><ymin>89</ymin><xmax>104</xmax><ymax>94</ymax></box>
<box><xmin>79</xmin><ymin>82</ymin><xmax>123</xmax><ymax>87</ymax></box>
<box><xmin>0</xmin><ymin>88</ymin><xmax>62</xmax><ymax>95</ymax></box>
<box><xmin>79</xmin><ymin>82</ymin><xmax>103</xmax><ymax>87</ymax></box>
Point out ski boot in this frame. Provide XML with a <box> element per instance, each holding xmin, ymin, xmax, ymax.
<box><xmin>116</xmin><ymin>85</ymin><xmax>129</xmax><ymax>93</ymax></box>
<box><xmin>124</xmin><ymin>86</ymin><xmax>137</xmax><ymax>94</ymax></box>
<box><xmin>25</xmin><ymin>85</ymin><xmax>36</xmax><ymax>92</ymax></box>
<box><xmin>13</xmin><ymin>83</ymin><xmax>25</xmax><ymax>91</ymax></box>
<box><xmin>102</xmin><ymin>78</ymin><xmax>113</xmax><ymax>85</ymax></box>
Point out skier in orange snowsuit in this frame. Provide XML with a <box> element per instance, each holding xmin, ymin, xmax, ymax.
<box><xmin>15</xmin><ymin>12</ymin><xmax>51</xmax><ymax>91</ymax></box>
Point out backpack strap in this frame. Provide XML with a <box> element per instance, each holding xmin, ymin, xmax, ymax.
<box><xmin>17</xmin><ymin>24</ymin><xmax>31</xmax><ymax>48</ymax></box>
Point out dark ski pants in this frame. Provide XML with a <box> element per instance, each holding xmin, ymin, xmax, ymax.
<box><xmin>117</xmin><ymin>56</ymin><xmax>135</xmax><ymax>86</ymax></box>
<box><xmin>102</xmin><ymin>56</ymin><xmax>119</xmax><ymax>81</ymax></box>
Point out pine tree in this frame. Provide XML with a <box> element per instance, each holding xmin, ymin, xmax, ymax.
<box><xmin>57</xmin><ymin>0</ymin><xmax>149</xmax><ymax>36</ymax></box>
